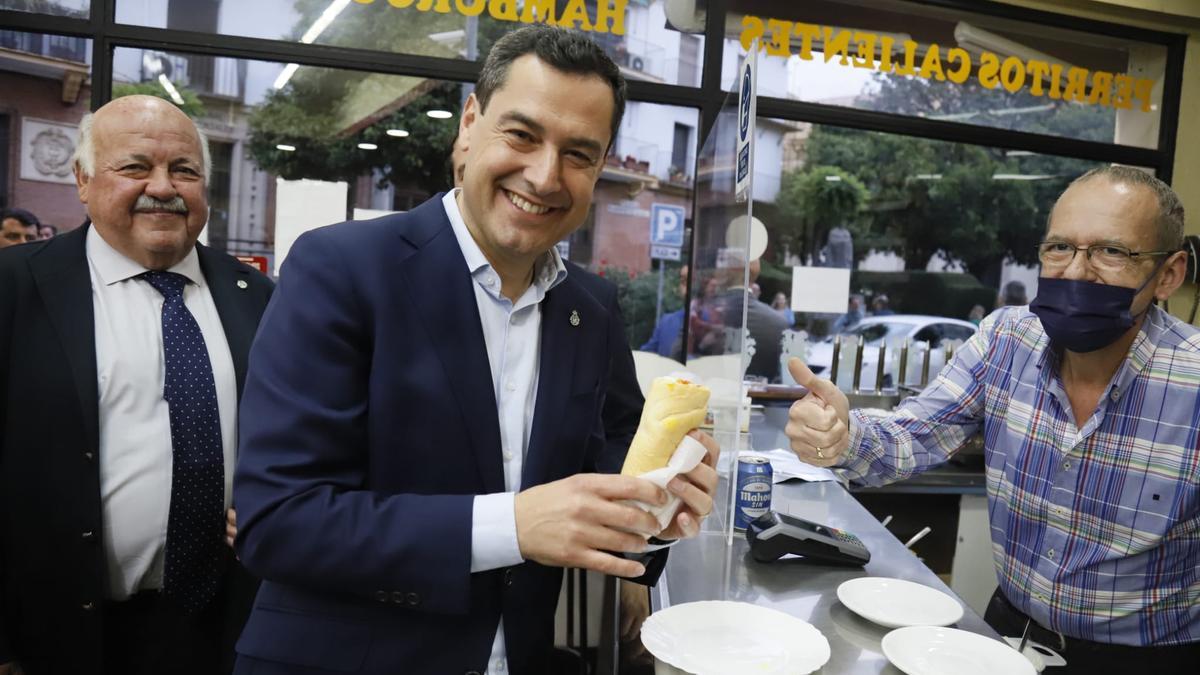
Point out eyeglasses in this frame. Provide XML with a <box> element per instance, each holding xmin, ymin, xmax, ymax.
<box><xmin>1036</xmin><ymin>241</ymin><xmax>1178</xmax><ymax>274</ymax></box>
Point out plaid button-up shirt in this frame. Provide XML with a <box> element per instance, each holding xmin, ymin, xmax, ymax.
<box><xmin>841</xmin><ymin>305</ymin><xmax>1200</xmax><ymax>646</ymax></box>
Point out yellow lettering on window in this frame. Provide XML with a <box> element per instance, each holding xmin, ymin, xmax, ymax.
<box><xmin>945</xmin><ymin>47</ymin><xmax>970</xmax><ymax>84</ymax></box>
<box><xmin>852</xmin><ymin>32</ymin><xmax>876</xmax><ymax>70</ymax></box>
<box><xmin>1048</xmin><ymin>63</ymin><xmax>1063</xmax><ymax>100</ymax></box>
<box><xmin>388</xmin><ymin>0</ymin><xmax>415</xmax><ymax>7</ymax></box>
<box><xmin>766</xmin><ymin>19</ymin><xmax>792</xmax><ymax>57</ymax></box>
<box><xmin>978</xmin><ymin>52</ymin><xmax>1000</xmax><ymax>89</ymax></box>
<box><xmin>918</xmin><ymin>44</ymin><xmax>945</xmax><ymax>81</ymax></box>
<box><xmin>520</xmin><ymin>0</ymin><xmax>555</xmax><ymax>24</ymax></box>
<box><xmin>593</xmin><ymin>0</ymin><xmax>626</xmax><ymax>35</ymax></box>
<box><xmin>1062</xmin><ymin>67</ymin><xmax>1089</xmax><ymax>102</ymax></box>
<box><xmin>877</xmin><ymin>35</ymin><xmax>895</xmax><ymax>73</ymax></box>
<box><xmin>822</xmin><ymin>27</ymin><xmax>852</xmax><ymax>66</ymax></box>
<box><xmin>999</xmin><ymin>56</ymin><xmax>1025</xmax><ymax>93</ymax></box>
<box><xmin>894</xmin><ymin>39</ymin><xmax>918</xmax><ymax>76</ymax></box>
<box><xmin>1133</xmin><ymin>78</ymin><xmax>1155</xmax><ymax>113</ymax></box>
<box><xmin>558</xmin><ymin>0</ymin><xmax>592</xmax><ymax>30</ymax></box>
<box><xmin>1026</xmin><ymin>60</ymin><xmax>1049</xmax><ymax>96</ymax></box>
<box><xmin>1087</xmin><ymin>71</ymin><xmax>1113</xmax><ymax>106</ymax></box>
<box><xmin>488</xmin><ymin>0</ymin><xmax>518</xmax><ymax>21</ymax></box>
<box><xmin>740</xmin><ymin>15</ymin><xmax>765</xmax><ymax>52</ymax></box>
<box><xmin>1112</xmin><ymin>74</ymin><xmax>1134</xmax><ymax>109</ymax></box>
<box><xmin>793</xmin><ymin>22</ymin><xmax>820</xmax><ymax>60</ymax></box>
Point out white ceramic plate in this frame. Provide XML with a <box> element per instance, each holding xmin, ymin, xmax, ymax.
<box><xmin>882</xmin><ymin>626</ymin><xmax>1037</xmax><ymax>675</ymax></box>
<box><xmin>641</xmin><ymin>600</ymin><xmax>831</xmax><ymax>675</ymax></box>
<box><xmin>836</xmin><ymin>577</ymin><xmax>964</xmax><ymax>628</ymax></box>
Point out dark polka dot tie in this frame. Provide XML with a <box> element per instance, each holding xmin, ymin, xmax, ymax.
<box><xmin>141</xmin><ymin>270</ymin><xmax>224</xmax><ymax>613</ymax></box>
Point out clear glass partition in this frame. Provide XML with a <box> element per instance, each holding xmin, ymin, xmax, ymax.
<box><xmin>685</xmin><ymin>49</ymin><xmax>754</xmax><ymax>544</ymax></box>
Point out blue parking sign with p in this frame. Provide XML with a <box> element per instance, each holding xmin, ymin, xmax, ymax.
<box><xmin>650</xmin><ymin>204</ymin><xmax>685</xmax><ymax>247</ymax></box>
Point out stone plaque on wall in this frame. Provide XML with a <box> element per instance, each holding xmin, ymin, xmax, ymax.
<box><xmin>20</xmin><ymin>118</ymin><xmax>79</xmax><ymax>185</ymax></box>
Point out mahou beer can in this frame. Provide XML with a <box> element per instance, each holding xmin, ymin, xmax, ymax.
<box><xmin>735</xmin><ymin>456</ymin><xmax>773</xmax><ymax>530</ymax></box>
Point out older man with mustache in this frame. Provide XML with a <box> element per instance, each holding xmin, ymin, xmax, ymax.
<box><xmin>0</xmin><ymin>95</ymin><xmax>273</xmax><ymax>675</ymax></box>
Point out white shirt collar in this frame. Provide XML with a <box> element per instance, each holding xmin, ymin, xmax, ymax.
<box><xmin>86</xmin><ymin>224</ymin><xmax>204</xmax><ymax>288</ymax></box>
<box><xmin>442</xmin><ymin>189</ymin><xmax>567</xmax><ymax>294</ymax></box>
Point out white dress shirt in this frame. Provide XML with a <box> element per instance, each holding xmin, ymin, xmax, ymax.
<box><xmin>86</xmin><ymin>227</ymin><xmax>238</xmax><ymax>600</ymax></box>
<box><xmin>443</xmin><ymin>191</ymin><xmax>567</xmax><ymax>675</ymax></box>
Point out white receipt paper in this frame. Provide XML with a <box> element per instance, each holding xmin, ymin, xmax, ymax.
<box><xmin>625</xmin><ymin>435</ymin><xmax>709</xmax><ymax>533</ymax></box>
<box><xmin>742</xmin><ymin>449</ymin><xmax>841</xmax><ymax>484</ymax></box>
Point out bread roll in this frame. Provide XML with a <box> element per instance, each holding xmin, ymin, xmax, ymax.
<box><xmin>620</xmin><ymin>377</ymin><xmax>710</xmax><ymax>476</ymax></box>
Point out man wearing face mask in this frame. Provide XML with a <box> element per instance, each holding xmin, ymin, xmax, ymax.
<box><xmin>783</xmin><ymin>166</ymin><xmax>1199</xmax><ymax>673</ymax></box>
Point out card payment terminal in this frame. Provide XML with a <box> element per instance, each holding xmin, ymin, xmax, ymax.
<box><xmin>745</xmin><ymin>511</ymin><xmax>871</xmax><ymax>566</ymax></box>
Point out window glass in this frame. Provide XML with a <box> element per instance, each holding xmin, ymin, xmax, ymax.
<box><xmin>723</xmin><ymin>0</ymin><xmax>1166</xmax><ymax>149</ymax></box>
<box><xmin>0</xmin><ymin>0</ymin><xmax>88</xmax><ymax>18</ymax></box>
<box><xmin>0</xmin><ymin>29</ymin><xmax>92</xmax><ymax>238</ymax></box>
<box><xmin>114</xmin><ymin>0</ymin><xmax>705</xmax><ymax>88</ymax></box>
<box><xmin>109</xmin><ymin>47</ymin><xmax>696</xmax><ymax>339</ymax></box>
<box><xmin>753</xmin><ymin>117</ymin><xmax>1130</xmax><ymax>386</ymax></box>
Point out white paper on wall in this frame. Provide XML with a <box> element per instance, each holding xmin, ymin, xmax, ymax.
<box><xmin>791</xmin><ymin>266</ymin><xmax>851</xmax><ymax>314</ymax></box>
<box><xmin>274</xmin><ymin>178</ymin><xmax>348</xmax><ymax>276</ymax></box>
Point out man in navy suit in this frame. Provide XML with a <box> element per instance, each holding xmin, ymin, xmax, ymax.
<box><xmin>232</xmin><ymin>26</ymin><xmax>719</xmax><ymax>675</ymax></box>
<box><xmin>0</xmin><ymin>95</ymin><xmax>272</xmax><ymax>675</ymax></box>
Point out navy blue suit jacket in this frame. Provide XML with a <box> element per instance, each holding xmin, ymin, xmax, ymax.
<box><xmin>233</xmin><ymin>195</ymin><xmax>649</xmax><ymax>674</ymax></box>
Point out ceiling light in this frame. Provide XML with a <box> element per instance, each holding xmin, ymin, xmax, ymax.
<box><xmin>426</xmin><ymin>110</ymin><xmax>453</xmax><ymax>119</ymax></box>
<box><xmin>386</xmin><ymin>129</ymin><xmax>410</xmax><ymax>137</ymax></box>
<box><xmin>273</xmin><ymin>0</ymin><xmax>351</xmax><ymax>89</ymax></box>
<box><xmin>301</xmin><ymin>0</ymin><xmax>352</xmax><ymax>44</ymax></box>
<box><xmin>273</xmin><ymin>63</ymin><xmax>300</xmax><ymax>90</ymax></box>
<box><xmin>156</xmin><ymin>74</ymin><xmax>185</xmax><ymax>106</ymax></box>
<box><xmin>358</xmin><ymin>142</ymin><xmax>378</xmax><ymax>150</ymax></box>
<box><xmin>992</xmin><ymin>173</ymin><xmax>1054</xmax><ymax>180</ymax></box>
<box><xmin>276</xmin><ymin>144</ymin><xmax>296</xmax><ymax>152</ymax></box>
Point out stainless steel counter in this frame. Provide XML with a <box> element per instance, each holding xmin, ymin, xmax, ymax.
<box><xmin>648</xmin><ymin>479</ymin><xmax>1001</xmax><ymax>673</ymax></box>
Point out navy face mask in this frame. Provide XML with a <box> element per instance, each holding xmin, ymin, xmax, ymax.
<box><xmin>1030</xmin><ymin>268</ymin><xmax>1161</xmax><ymax>353</ymax></box>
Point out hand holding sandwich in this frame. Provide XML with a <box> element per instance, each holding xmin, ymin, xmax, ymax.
<box><xmin>515</xmin><ymin>377</ymin><xmax>720</xmax><ymax>577</ymax></box>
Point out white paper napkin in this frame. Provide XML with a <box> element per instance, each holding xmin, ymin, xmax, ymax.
<box><xmin>624</xmin><ymin>435</ymin><xmax>709</xmax><ymax>533</ymax></box>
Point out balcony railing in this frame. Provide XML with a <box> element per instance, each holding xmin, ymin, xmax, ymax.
<box><xmin>0</xmin><ymin>30</ymin><xmax>88</xmax><ymax>63</ymax></box>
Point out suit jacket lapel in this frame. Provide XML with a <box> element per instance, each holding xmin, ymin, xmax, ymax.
<box><xmin>400</xmin><ymin>205</ymin><xmax>505</xmax><ymax>494</ymax></box>
<box><xmin>29</xmin><ymin>226</ymin><xmax>100</xmax><ymax>455</ymax></box>
<box><xmin>522</xmin><ymin>280</ymin><xmax>591</xmax><ymax>489</ymax></box>
<box><xmin>198</xmin><ymin>246</ymin><xmax>256</xmax><ymax>399</ymax></box>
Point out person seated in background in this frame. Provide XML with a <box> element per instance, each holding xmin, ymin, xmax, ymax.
<box><xmin>771</xmin><ymin>291</ymin><xmax>794</xmax><ymax>327</ymax></box>
<box><xmin>967</xmin><ymin>303</ymin><xmax>986</xmax><ymax>325</ymax></box>
<box><xmin>640</xmin><ymin>264</ymin><xmax>688</xmax><ymax>359</ymax></box>
<box><xmin>0</xmin><ymin>207</ymin><xmax>40</xmax><ymax>248</ymax></box>
<box><xmin>869</xmin><ymin>293</ymin><xmax>894</xmax><ymax>316</ymax></box>
<box><xmin>784</xmin><ymin>166</ymin><xmax>1200</xmax><ymax>674</ymax></box>
<box><xmin>830</xmin><ymin>293</ymin><xmax>864</xmax><ymax>334</ymax></box>
<box><xmin>38</xmin><ymin>222</ymin><xmax>58</xmax><ymax>240</ymax></box>
<box><xmin>997</xmin><ymin>279</ymin><xmax>1028</xmax><ymax>307</ymax></box>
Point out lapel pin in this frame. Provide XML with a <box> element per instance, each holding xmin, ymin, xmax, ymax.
<box><xmin>237</xmin><ymin>280</ymin><xmax>248</xmax><ymax>289</ymax></box>
<box><xmin>569</xmin><ymin>310</ymin><xmax>581</xmax><ymax>327</ymax></box>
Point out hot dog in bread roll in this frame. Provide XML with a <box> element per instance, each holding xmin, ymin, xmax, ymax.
<box><xmin>620</xmin><ymin>376</ymin><xmax>711</xmax><ymax>477</ymax></box>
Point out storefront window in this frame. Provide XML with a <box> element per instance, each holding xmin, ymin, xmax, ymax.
<box><xmin>0</xmin><ymin>0</ymin><xmax>88</xmax><ymax>18</ymax></box>
<box><xmin>722</xmin><ymin>0</ymin><xmax>1167</xmax><ymax>149</ymax></box>
<box><xmin>749</xmin><ymin>117</ymin><xmax>1121</xmax><ymax>384</ymax></box>
<box><xmin>0</xmin><ymin>29</ymin><xmax>92</xmax><ymax>232</ymax></box>
<box><xmin>114</xmin><ymin>0</ymin><xmax>705</xmax><ymax>87</ymax></box>
<box><xmin>108</xmin><ymin>46</ymin><xmax>696</xmax><ymax>340</ymax></box>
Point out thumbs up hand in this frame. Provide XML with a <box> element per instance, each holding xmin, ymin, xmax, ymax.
<box><xmin>785</xmin><ymin>358</ymin><xmax>851</xmax><ymax>467</ymax></box>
